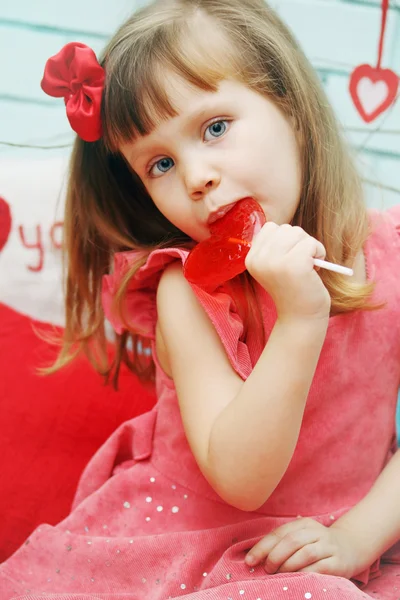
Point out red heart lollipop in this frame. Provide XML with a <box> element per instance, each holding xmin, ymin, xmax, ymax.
<box><xmin>184</xmin><ymin>197</ymin><xmax>266</xmax><ymax>289</ymax></box>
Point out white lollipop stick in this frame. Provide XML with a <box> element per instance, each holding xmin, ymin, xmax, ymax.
<box><xmin>313</xmin><ymin>259</ymin><xmax>353</xmax><ymax>276</ymax></box>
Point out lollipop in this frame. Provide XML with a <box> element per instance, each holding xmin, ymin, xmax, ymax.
<box><xmin>183</xmin><ymin>197</ymin><xmax>353</xmax><ymax>289</ymax></box>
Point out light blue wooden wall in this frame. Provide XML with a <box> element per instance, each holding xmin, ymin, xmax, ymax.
<box><xmin>1</xmin><ymin>0</ymin><xmax>399</xmax><ymax>208</ymax></box>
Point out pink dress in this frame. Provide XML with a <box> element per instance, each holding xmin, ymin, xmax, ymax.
<box><xmin>1</xmin><ymin>208</ymin><xmax>400</xmax><ymax>600</ymax></box>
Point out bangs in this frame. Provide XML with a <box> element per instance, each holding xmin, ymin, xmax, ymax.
<box><xmin>101</xmin><ymin>12</ymin><xmax>242</xmax><ymax>152</ymax></box>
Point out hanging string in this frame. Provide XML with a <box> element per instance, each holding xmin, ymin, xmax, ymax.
<box><xmin>0</xmin><ymin>141</ymin><xmax>72</xmax><ymax>149</ymax></box>
<box><xmin>377</xmin><ymin>0</ymin><xmax>389</xmax><ymax>70</ymax></box>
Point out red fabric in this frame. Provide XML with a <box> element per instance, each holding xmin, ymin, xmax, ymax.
<box><xmin>0</xmin><ymin>302</ymin><xmax>156</xmax><ymax>562</ymax></box>
<box><xmin>40</xmin><ymin>42</ymin><xmax>104</xmax><ymax>141</ymax></box>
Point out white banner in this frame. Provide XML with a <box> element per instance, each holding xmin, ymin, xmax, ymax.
<box><xmin>0</xmin><ymin>156</ymin><xmax>68</xmax><ymax>325</ymax></box>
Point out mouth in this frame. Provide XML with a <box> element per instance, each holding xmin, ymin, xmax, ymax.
<box><xmin>207</xmin><ymin>200</ymin><xmax>243</xmax><ymax>226</ymax></box>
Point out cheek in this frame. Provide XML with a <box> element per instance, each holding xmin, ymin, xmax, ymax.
<box><xmin>153</xmin><ymin>196</ymin><xmax>196</xmax><ymax>237</ymax></box>
<box><xmin>147</xmin><ymin>180</ymin><xmax>176</xmax><ymax>216</ymax></box>
<box><xmin>268</xmin><ymin>127</ymin><xmax>302</xmax><ymax>191</ymax></box>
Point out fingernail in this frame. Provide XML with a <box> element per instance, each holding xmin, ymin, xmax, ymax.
<box><xmin>245</xmin><ymin>554</ymin><xmax>257</xmax><ymax>565</ymax></box>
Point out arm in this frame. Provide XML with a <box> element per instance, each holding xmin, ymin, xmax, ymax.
<box><xmin>207</xmin><ymin>316</ymin><xmax>327</xmax><ymax>510</ymax></box>
<box><xmin>331</xmin><ymin>447</ymin><xmax>400</xmax><ymax>564</ymax></box>
<box><xmin>157</xmin><ymin>261</ymin><xmax>327</xmax><ymax>511</ymax></box>
<box><xmin>244</xmin><ymin>449</ymin><xmax>400</xmax><ymax>577</ymax></box>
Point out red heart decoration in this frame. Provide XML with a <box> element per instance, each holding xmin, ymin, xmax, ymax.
<box><xmin>349</xmin><ymin>64</ymin><xmax>399</xmax><ymax>123</ymax></box>
<box><xmin>184</xmin><ymin>197</ymin><xmax>266</xmax><ymax>289</ymax></box>
<box><xmin>0</xmin><ymin>196</ymin><xmax>12</xmax><ymax>252</ymax></box>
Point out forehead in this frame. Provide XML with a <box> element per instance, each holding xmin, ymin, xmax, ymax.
<box><xmin>157</xmin><ymin>72</ymin><xmax>223</xmax><ymax>121</ymax></box>
<box><xmin>103</xmin><ymin>12</ymin><xmax>247</xmax><ymax>152</ymax></box>
<box><xmin>120</xmin><ymin>76</ymin><xmax>243</xmax><ymax>160</ymax></box>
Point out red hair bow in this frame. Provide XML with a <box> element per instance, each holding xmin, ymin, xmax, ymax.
<box><xmin>41</xmin><ymin>42</ymin><xmax>105</xmax><ymax>142</ymax></box>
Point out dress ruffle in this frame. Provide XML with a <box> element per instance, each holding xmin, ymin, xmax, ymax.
<box><xmin>102</xmin><ymin>247</ymin><xmax>258</xmax><ymax>379</ymax></box>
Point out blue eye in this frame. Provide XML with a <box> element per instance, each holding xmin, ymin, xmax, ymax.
<box><xmin>150</xmin><ymin>157</ymin><xmax>174</xmax><ymax>177</ymax></box>
<box><xmin>204</xmin><ymin>120</ymin><xmax>228</xmax><ymax>141</ymax></box>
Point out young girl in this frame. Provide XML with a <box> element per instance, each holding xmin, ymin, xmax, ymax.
<box><xmin>1</xmin><ymin>0</ymin><xmax>399</xmax><ymax>598</ymax></box>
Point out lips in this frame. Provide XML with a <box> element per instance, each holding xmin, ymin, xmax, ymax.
<box><xmin>207</xmin><ymin>200</ymin><xmax>245</xmax><ymax>225</ymax></box>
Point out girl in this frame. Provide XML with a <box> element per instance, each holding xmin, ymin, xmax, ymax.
<box><xmin>1</xmin><ymin>0</ymin><xmax>399</xmax><ymax>598</ymax></box>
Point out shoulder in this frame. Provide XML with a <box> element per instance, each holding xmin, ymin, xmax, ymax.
<box><xmin>156</xmin><ymin>259</ymin><xmax>255</xmax><ymax>380</ymax></box>
<box><xmin>157</xmin><ymin>260</ymin><xmax>202</xmax><ymax>320</ymax></box>
<box><xmin>385</xmin><ymin>205</ymin><xmax>400</xmax><ymax>230</ymax></box>
<box><xmin>156</xmin><ymin>262</ymin><xmax>243</xmax><ymax>359</ymax></box>
<box><xmin>366</xmin><ymin>206</ymin><xmax>400</xmax><ymax>263</ymax></box>
<box><xmin>103</xmin><ymin>246</ymin><xmax>255</xmax><ymax>376</ymax></box>
<box><xmin>369</xmin><ymin>205</ymin><xmax>400</xmax><ymax>240</ymax></box>
<box><xmin>157</xmin><ymin>262</ymin><xmax>193</xmax><ymax>332</ymax></box>
<box><xmin>103</xmin><ymin>247</ymin><xmax>190</xmax><ymax>337</ymax></box>
<box><xmin>157</xmin><ymin>260</ymin><xmax>192</xmax><ymax>301</ymax></box>
<box><xmin>156</xmin><ymin>261</ymin><xmax>226</xmax><ymax>357</ymax></box>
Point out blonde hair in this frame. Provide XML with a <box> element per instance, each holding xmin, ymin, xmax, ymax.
<box><xmin>49</xmin><ymin>0</ymin><xmax>376</xmax><ymax>385</ymax></box>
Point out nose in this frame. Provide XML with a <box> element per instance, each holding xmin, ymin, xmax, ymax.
<box><xmin>182</xmin><ymin>154</ymin><xmax>220</xmax><ymax>200</ymax></box>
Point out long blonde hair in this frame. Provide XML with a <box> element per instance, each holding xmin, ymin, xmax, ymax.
<box><xmin>49</xmin><ymin>0</ymin><xmax>376</xmax><ymax>385</ymax></box>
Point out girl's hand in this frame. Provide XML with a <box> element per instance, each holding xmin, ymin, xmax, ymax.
<box><xmin>245</xmin><ymin>223</ymin><xmax>331</xmax><ymax>322</ymax></box>
<box><xmin>244</xmin><ymin>518</ymin><xmax>370</xmax><ymax>579</ymax></box>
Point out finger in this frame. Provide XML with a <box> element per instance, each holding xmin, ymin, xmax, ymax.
<box><xmin>298</xmin><ymin>556</ymin><xmax>338</xmax><ymax>576</ymax></box>
<box><xmin>276</xmin><ymin>541</ymin><xmax>333</xmax><ymax>573</ymax></box>
<box><xmin>264</xmin><ymin>530</ymin><xmax>322</xmax><ymax>574</ymax></box>
<box><xmin>245</xmin><ymin>531</ymin><xmax>282</xmax><ymax>566</ymax></box>
<box><xmin>288</xmin><ymin>236</ymin><xmax>326</xmax><ymax>262</ymax></box>
<box><xmin>246</xmin><ymin>222</ymin><xmax>279</xmax><ymax>269</ymax></box>
<box><xmin>251</xmin><ymin>221</ymin><xmax>279</xmax><ymax>246</ymax></box>
<box><xmin>245</xmin><ymin>518</ymin><xmax>319</xmax><ymax>566</ymax></box>
<box><xmin>285</xmin><ymin>238</ymin><xmax>326</xmax><ymax>276</ymax></box>
<box><xmin>313</xmin><ymin>239</ymin><xmax>326</xmax><ymax>261</ymax></box>
<box><xmin>252</xmin><ymin>224</ymin><xmax>307</xmax><ymax>257</ymax></box>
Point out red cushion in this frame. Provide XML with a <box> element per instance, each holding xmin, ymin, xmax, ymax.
<box><xmin>0</xmin><ymin>303</ymin><xmax>156</xmax><ymax>561</ymax></box>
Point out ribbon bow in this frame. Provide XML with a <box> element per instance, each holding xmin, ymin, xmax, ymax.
<box><xmin>41</xmin><ymin>42</ymin><xmax>105</xmax><ymax>142</ymax></box>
